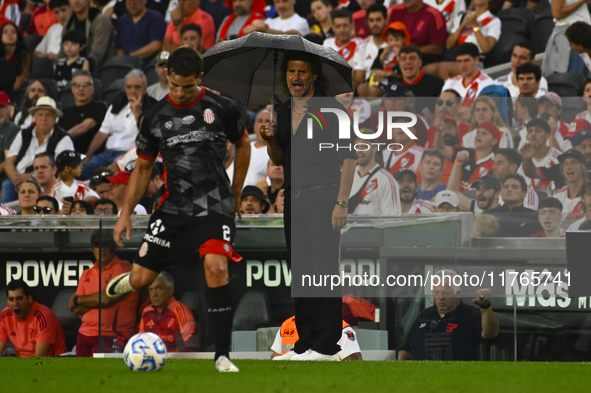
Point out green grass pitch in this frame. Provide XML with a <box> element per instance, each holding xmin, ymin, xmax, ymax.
<box><xmin>1</xmin><ymin>358</ymin><xmax>589</xmax><ymax>393</ymax></box>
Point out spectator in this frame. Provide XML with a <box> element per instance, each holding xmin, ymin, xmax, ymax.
<box><xmin>17</xmin><ymin>179</ymin><xmax>43</xmax><ymax>215</ymax></box>
<box><xmin>196</xmin><ymin>0</ymin><xmax>233</xmax><ymax>32</ymax></box>
<box><xmin>58</xmin><ymin>70</ymin><xmax>108</xmax><ymax>154</ymax></box>
<box><xmin>33</xmin><ymin>152</ymin><xmax>58</xmax><ymax>196</ymax></box>
<box><xmin>448</xmin><ymin>154</ymin><xmax>501</xmax><ymax>214</ymax></box>
<box><xmin>515</xmin><ymin>63</ymin><xmax>543</xmax><ymax>99</ymax></box>
<box><xmin>54</xmin><ymin>30</ymin><xmax>90</xmax><ymax>90</ymax></box>
<box><xmin>565</xmin><ymin>21</ymin><xmax>591</xmax><ymax>74</ymax></box>
<box><xmin>494</xmin><ymin>148</ymin><xmax>539</xmax><ymax>210</ymax></box>
<box><xmin>0</xmin><ymin>0</ymin><xmax>19</xmax><ymax>27</ymax></box>
<box><xmin>441</xmin><ymin>43</ymin><xmax>494</xmax><ymax>105</ymax></box>
<box><xmin>0</xmin><ymin>91</ymin><xmax>19</xmax><ymax>180</ymax></box>
<box><xmin>70</xmin><ymin>199</ymin><xmax>94</xmax><ymax>214</ymax></box>
<box><xmin>484</xmin><ymin>174</ymin><xmax>542</xmax><ymax>237</ymax></box>
<box><xmin>531</xmin><ymin>197</ymin><xmax>564</xmax><ymax>237</ymax></box>
<box><xmin>574</xmin><ymin>80</ymin><xmax>591</xmax><ymax>123</ymax></box>
<box><xmin>3</xmin><ymin>97</ymin><xmax>74</xmax><ymax>203</ymax></box>
<box><xmin>496</xmin><ymin>41</ymin><xmax>548</xmax><ymax>98</ymax></box>
<box><xmin>348</xmin><ymin>135</ymin><xmax>401</xmax><ymax>215</ymax></box>
<box><xmin>14</xmin><ymin>80</ymin><xmax>50</xmax><ymax>129</ymax></box>
<box><xmin>513</xmin><ymin>97</ymin><xmax>538</xmax><ymax>139</ymax></box>
<box><xmin>217</xmin><ymin>0</ymin><xmax>266</xmax><ymax>42</ymax></box>
<box><xmin>225</xmin><ymin>139</ymin><xmax>257</xmax><ymax>186</ymax></box>
<box><xmin>399</xmin><ymin>270</ymin><xmax>498</xmax><ymax>360</ymax></box>
<box><xmin>273</xmin><ymin>188</ymin><xmax>285</xmax><ymax>214</ymax></box>
<box><xmin>93</xmin><ymin>197</ymin><xmax>118</xmax><ymax>215</ymax></box>
<box><xmin>445</xmin><ymin>0</ymin><xmax>500</xmax><ymax>56</ymax></box>
<box><xmin>541</xmin><ymin>0</ymin><xmax>590</xmax><ymax>77</ymax></box>
<box><xmin>567</xmin><ymin>182</ymin><xmax>591</xmax><ymax>230</ymax></box>
<box><xmin>89</xmin><ymin>167</ymin><xmax>113</xmax><ymax>198</ymax></box>
<box><xmin>552</xmin><ymin>149</ymin><xmax>587</xmax><ymax>214</ymax></box>
<box><xmin>351</xmin><ymin>0</ymin><xmax>375</xmax><ymax>39</ymax></box>
<box><xmin>323</xmin><ymin>9</ymin><xmax>364</xmax><ymax>66</ymax></box>
<box><xmin>139</xmin><ymin>271</ymin><xmax>199</xmax><ymax>352</ymax></box>
<box><xmin>538</xmin><ymin>92</ymin><xmax>572</xmax><ymax>152</ymax></box>
<box><xmin>351</xmin><ymin>4</ymin><xmax>388</xmax><ymax>91</ymax></box>
<box><xmin>463</xmin><ymin>96</ymin><xmax>513</xmax><ymax>149</ymax></box>
<box><xmin>0</xmin><ymin>203</ymin><xmax>15</xmax><ymax>214</ymax></box>
<box><xmin>0</xmin><ymin>22</ymin><xmax>31</xmax><ymax>90</ymax></box>
<box><xmin>394</xmin><ymin>168</ymin><xmax>435</xmax><ymax>213</ymax></box>
<box><xmin>517</xmin><ymin>119</ymin><xmax>561</xmax><ymax>193</ymax></box>
<box><xmin>250</xmin><ymin>109</ymin><xmax>274</xmax><ymax>181</ymax></box>
<box><xmin>34</xmin><ymin>0</ymin><xmax>71</xmax><ymax>61</ymax></box>
<box><xmin>68</xmin><ymin>231</ymin><xmax>139</xmax><ymax>356</ymax></box>
<box><xmin>434</xmin><ymin>189</ymin><xmax>460</xmax><ymax>212</ymax></box>
<box><xmin>180</xmin><ymin>23</ymin><xmax>202</xmax><ymax>53</ymax></box>
<box><xmin>147</xmin><ymin>51</ymin><xmax>170</xmax><ymax>101</ymax></box>
<box><xmin>82</xmin><ymin>69</ymin><xmax>156</xmax><ymax>179</ymax></box>
<box><xmin>244</xmin><ymin>0</ymin><xmax>308</xmax><ymax>36</ymax></box>
<box><xmin>0</xmin><ymin>280</ymin><xmax>67</xmax><ymax>357</ymax></box>
<box><xmin>240</xmin><ymin>185</ymin><xmax>269</xmax><ymax>214</ymax></box>
<box><xmin>34</xmin><ymin>195</ymin><xmax>59</xmax><ymax>214</ymax></box>
<box><xmin>255</xmin><ymin>159</ymin><xmax>284</xmax><ymax>206</ymax></box>
<box><xmin>26</xmin><ymin>0</ymin><xmax>58</xmax><ymax>36</ymax></box>
<box><xmin>163</xmin><ymin>0</ymin><xmax>215</xmax><ymax>52</ymax></box>
<box><xmin>437</xmin><ymin>122</ymin><xmax>498</xmax><ymax>191</ymax></box>
<box><xmin>417</xmin><ymin>149</ymin><xmax>446</xmax><ymax>201</ymax></box>
<box><xmin>116</xmin><ymin>0</ymin><xmax>166</xmax><ymax>66</ymax></box>
<box><xmin>271</xmin><ymin>315</ymin><xmax>362</xmax><ymax>361</ymax></box>
<box><xmin>51</xmin><ymin>150</ymin><xmax>99</xmax><ymax>212</ymax></box>
<box><xmin>387</xmin><ymin>0</ymin><xmax>447</xmax><ymax>64</ymax></box>
<box><xmin>473</xmin><ymin>213</ymin><xmax>500</xmax><ymax>236</ymax></box>
<box><xmin>308</xmin><ymin>0</ymin><xmax>333</xmax><ymax>40</ymax></box>
<box><xmin>424</xmin><ymin>90</ymin><xmax>470</xmax><ymax>150</ymax></box>
<box><xmin>141</xmin><ymin>165</ymin><xmax>165</xmax><ymax>213</ymax></box>
<box><xmin>105</xmin><ymin>171</ymin><xmax>148</xmax><ymax>215</ymax></box>
<box><xmin>62</xmin><ymin>0</ymin><xmax>116</xmax><ymax>66</ymax></box>
<box><xmin>424</xmin><ymin>0</ymin><xmax>465</xmax><ymax>34</ymax></box>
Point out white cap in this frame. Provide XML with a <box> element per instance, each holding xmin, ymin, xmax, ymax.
<box><xmin>435</xmin><ymin>190</ymin><xmax>459</xmax><ymax>208</ymax></box>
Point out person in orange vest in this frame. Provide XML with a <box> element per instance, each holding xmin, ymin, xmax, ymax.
<box><xmin>271</xmin><ymin>316</ymin><xmax>362</xmax><ymax>361</ymax></box>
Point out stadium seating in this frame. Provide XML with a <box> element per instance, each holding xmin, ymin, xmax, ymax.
<box><xmin>97</xmin><ymin>56</ymin><xmax>143</xmax><ymax>88</ymax></box>
<box><xmin>50</xmin><ymin>289</ymin><xmax>81</xmax><ymax>351</ymax></box>
<box><xmin>38</xmin><ymin>78</ymin><xmax>59</xmax><ymax>100</ymax></box>
<box><xmin>179</xmin><ymin>290</ymin><xmax>209</xmax><ymax>351</ymax></box>
<box><xmin>533</xmin><ymin>8</ymin><xmax>555</xmax><ymax>55</ymax></box>
<box><xmin>144</xmin><ymin>66</ymin><xmax>158</xmax><ymax>86</ymax></box>
<box><xmin>483</xmin><ymin>32</ymin><xmax>526</xmax><ymax>69</ymax></box>
<box><xmin>101</xmin><ymin>79</ymin><xmax>126</xmax><ymax>105</ymax></box>
<box><xmin>547</xmin><ymin>73</ymin><xmax>587</xmax><ymax>97</ymax></box>
<box><xmin>20</xmin><ymin>13</ymin><xmax>31</xmax><ymax>32</ymax></box>
<box><xmin>30</xmin><ymin>57</ymin><xmax>55</xmax><ymax>80</ymax></box>
<box><xmin>24</xmin><ymin>35</ymin><xmax>42</xmax><ymax>55</ymax></box>
<box><xmin>232</xmin><ymin>290</ymin><xmax>271</xmax><ymax>331</ymax></box>
<box><xmin>497</xmin><ymin>8</ymin><xmax>535</xmax><ymax>40</ymax></box>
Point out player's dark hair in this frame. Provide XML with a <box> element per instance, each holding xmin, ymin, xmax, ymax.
<box><xmin>181</xmin><ymin>23</ymin><xmax>202</xmax><ymax>37</ymax></box>
<box><xmin>94</xmin><ymin>198</ymin><xmax>118</xmax><ymax>214</ymax></box>
<box><xmin>514</xmin><ymin>97</ymin><xmax>538</xmax><ymax>118</ymax></box>
<box><xmin>91</xmin><ymin>230</ymin><xmax>117</xmax><ymax>251</ymax></box>
<box><xmin>516</xmin><ymin>62</ymin><xmax>541</xmax><ymax>82</ymax></box>
<box><xmin>331</xmin><ymin>8</ymin><xmax>352</xmax><ymax>22</ymax></box>
<box><xmin>514</xmin><ymin>41</ymin><xmax>536</xmax><ymax>59</ymax></box>
<box><xmin>167</xmin><ymin>46</ymin><xmax>203</xmax><ymax>77</ymax></box>
<box><xmin>503</xmin><ymin>173</ymin><xmax>527</xmax><ymax>192</ymax></box>
<box><xmin>34</xmin><ymin>152</ymin><xmax>56</xmax><ymax>167</ymax></box>
<box><xmin>539</xmin><ymin>197</ymin><xmax>563</xmax><ymax>212</ymax></box>
<box><xmin>565</xmin><ymin>22</ymin><xmax>591</xmax><ymax>49</ymax></box>
<box><xmin>495</xmin><ymin>148</ymin><xmax>522</xmax><ymax>167</ymax></box>
<box><xmin>6</xmin><ymin>279</ymin><xmax>32</xmax><ymax>297</ymax></box>
<box><xmin>280</xmin><ymin>50</ymin><xmax>329</xmax><ymax>96</ymax></box>
<box><xmin>366</xmin><ymin>3</ymin><xmax>387</xmax><ymax>18</ymax></box>
<box><xmin>49</xmin><ymin>0</ymin><xmax>69</xmax><ymax>9</ymax></box>
<box><xmin>36</xmin><ymin>196</ymin><xmax>59</xmax><ymax>212</ymax></box>
<box><xmin>455</xmin><ymin>43</ymin><xmax>479</xmax><ymax>59</ymax></box>
<box><xmin>62</xmin><ymin>29</ymin><xmax>86</xmax><ymax>46</ymax></box>
<box><xmin>399</xmin><ymin>44</ymin><xmax>422</xmax><ymax>60</ymax></box>
<box><xmin>421</xmin><ymin>149</ymin><xmax>444</xmax><ymax>167</ymax></box>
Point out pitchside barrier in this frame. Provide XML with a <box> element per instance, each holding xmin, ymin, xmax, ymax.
<box><xmin>1</xmin><ymin>214</ymin><xmax>590</xmax><ymax>361</ymax></box>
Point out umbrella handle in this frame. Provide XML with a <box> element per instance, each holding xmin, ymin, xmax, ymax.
<box><xmin>270</xmin><ymin>49</ymin><xmax>278</xmax><ymax>124</ymax></box>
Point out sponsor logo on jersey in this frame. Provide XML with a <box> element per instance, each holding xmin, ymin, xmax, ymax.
<box><xmin>164</xmin><ymin>120</ymin><xmax>173</xmax><ymax>129</ymax></box>
<box><xmin>166</xmin><ymin>130</ymin><xmax>217</xmax><ymax>147</ymax></box>
<box><xmin>419</xmin><ymin>323</ymin><xmax>427</xmax><ymax>328</ymax></box>
<box><xmin>143</xmin><ymin>234</ymin><xmax>171</xmax><ymax>248</ymax></box>
<box><xmin>139</xmin><ymin>242</ymin><xmax>148</xmax><ymax>257</ymax></box>
<box><xmin>204</xmin><ymin>108</ymin><xmax>215</xmax><ymax>124</ymax></box>
<box><xmin>150</xmin><ymin>219</ymin><xmax>165</xmax><ymax>235</ymax></box>
<box><xmin>182</xmin><ymin>115</ymin><xmax>196</xmax><ymax>125</ymax></box>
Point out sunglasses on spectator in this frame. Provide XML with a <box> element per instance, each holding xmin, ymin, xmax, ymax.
<box><xmin>73</xmin><ymin>82</ymin><xmax>92</xmax><ymax>88</ymax></box>
<box><xmin>91</xmin><ymin>171</ymin><xmax>112</xmax><ymax>183</ymax></box>
<box><xmin>94</xmin><ymin>208</ymin><xmax>114</xmax><ymax>214</ymax></box>
<box><xmin>33</xmin><ymin>206</ymin><xmax>53</xmax><ymax>214</ymax></box>
<box><xmin>436</xmin><ymin>100</ymin><xmax>455</xmax><ymax>107</ymax></box>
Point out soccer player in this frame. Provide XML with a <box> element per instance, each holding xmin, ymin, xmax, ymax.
<box><xmin>106</xmin><ymin>47</ymin><xmax>251</xmax><ymax>372</ymax></box>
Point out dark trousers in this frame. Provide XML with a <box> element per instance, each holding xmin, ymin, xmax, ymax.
<box><xmin>284</xmin><ymin>186</ymin><xmax>342</xmax><ymax>355</ymax></box>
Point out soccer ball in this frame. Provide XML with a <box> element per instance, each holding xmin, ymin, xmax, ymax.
<box><xmin>123</xmin><ymin>333</ymin><xmax>167</xmax><ymax>372</ymax></box>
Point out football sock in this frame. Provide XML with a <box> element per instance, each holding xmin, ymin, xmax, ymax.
<box><xmin>105</xmin><ymin>272</ymin><xmax>134</xmax><ymax>298</ymax></box>
<box><xmin>208</xmin><ymin>284</ymin><xmax>233</xmax><ymax>360</ymax></box>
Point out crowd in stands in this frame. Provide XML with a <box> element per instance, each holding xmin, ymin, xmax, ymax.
<box><xmin>0</xmin><ymin>0</ymin><xmax>590</xmax><ymax>240</ymax></box>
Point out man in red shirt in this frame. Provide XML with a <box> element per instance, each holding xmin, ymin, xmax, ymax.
<box><xmin>0</xmin><ymin>280</ymin><xmax>67</xmax><ymax>357</ymax></box>
<box><xmin>217</xmin><ymin>0</ymin><xmax>265</xmax><ymax>42</ymax></box>
<box><xmin>68</xmin><ymin>231</ymin><xmax>139</xmax><ymax>357</ymax></box>
<box><xmin>139</xmin><ymin>271</ymin><xmax>199</xmax><ymax>352</ymax></box>
<box><xmin>388</xmin><ymin>0</ymin><xmax>447</xmax><ymax>64</ymax></box>
<box><xmin>164</xmin><ymin>0</ymin><xmax>215</xmax><ymax>52</ymax></box>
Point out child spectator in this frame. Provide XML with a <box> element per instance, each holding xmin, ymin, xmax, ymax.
<box><xmin>50</xmin><ymin>150</ymin><xmax>99</xmax><ymax>213</ymax></box>
<box><xmin>531</xmin><ymin>197</ymin><xmax>564</xmax><ymax>237</ymax></box>
<box><xmin>33</xmin><ymin>0</ymin><xmax>71</xmax><ymax>61</ymax></box>
<box><xmin>54</xmin><ymin>29</ymin><xmax>90</xmax><ymax>90</ymax></box>
<box><xmin>180</xmin><ymin>23</ymin><xmax>202</xmax><ymax>53</ymax></box>
<box><xmin>26</xmin><ymin>0</ymin><xmax>58</xmax><ymax>36</ymax></box>
<box><xmin>0</xmin><ymin>22</ymin><xmax>30</xmax><ymax>90</ymax></box>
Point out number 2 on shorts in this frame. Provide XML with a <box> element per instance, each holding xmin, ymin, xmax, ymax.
<box><xmin>222</xmin><ymin>225</ymin><xmax>231</xmax><ymax>241</ymax></box>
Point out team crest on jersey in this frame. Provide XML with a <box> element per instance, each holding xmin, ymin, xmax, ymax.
<box><xmin>479</xmin><ymin>167</ymin><xmax>488</xmax><ymax>176</ymax></box>
<box><xmin>365</xmin><ymin>178</ymin><xmax>378</xmax><ymax>194</ymax></box>
<box><xmin>204</xmin><ymin>108</ymin><xmax>215</xmax><ymax>124</ymax></box>
<box><xmin>139</xmin><ymin>242</ymin><xmax>148</xmax><ymax>257</ymax></box>
<box><xmin>346</xmin><ymin>331</ymin><xmax>355</xmax><ymax>341</ymax></box>
<box><xmin>223</xmin><ymin>243</ymin><xmax>230</xmax><ymax>252</ymax></box>
<box><xmin>443</xmin><ymin>11</ymin><xmax>450</xmax><ymax>20</ymax></box>
<box><xmin>182</xmin><ymin>115</ymin><xmax>195</xmax><ymax>125</ymax></box>
<box><xmin>164</xmin><ymin>120</ymin><xmax>173</xmax><ymax>129</ymax></box>
<box><xmin>401</xmin><ymin>158</ymin><xmax>409</xmax><ymax>167</ymax></box>
<box><xmin>342</xmin><ymin>48</ymin><xmax>351</xmax><ymax>59</ymax></box>
<box><xmin>125</xmin><ymin>160</ymin><xmax>136</xmax><ymax>172</ymax></box>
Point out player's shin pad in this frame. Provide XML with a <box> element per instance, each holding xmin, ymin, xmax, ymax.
<box><xmin>106</xmin><ymin>272</ymin><xmax>134</xmax><ymax>298</ymax></box>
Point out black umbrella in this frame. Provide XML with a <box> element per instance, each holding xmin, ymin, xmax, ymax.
<box><xmin>201</xmin><ymin>32</ymin><xmax>353</xmax><ymax>119</ymax></box>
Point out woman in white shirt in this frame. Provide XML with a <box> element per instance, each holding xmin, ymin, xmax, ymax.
<box><xmin>463</xmin><ymin>96</ymin><xmax>514</xmax><ymax>149</ymax></box>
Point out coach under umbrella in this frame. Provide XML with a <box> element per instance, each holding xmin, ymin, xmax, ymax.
<box><xmin>201</xmin><ymin>32</ymin><xmax>353</xmax><ymax>120</ymax></box>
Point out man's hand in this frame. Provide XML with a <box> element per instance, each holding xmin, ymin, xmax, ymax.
<box><xmin>462</xmin><ymin>11</ymin><xmax>478</xmax><ymax>27</ymax></box>
<box><xmin>255</xmin><ymin>177</ymin><xmax>269</xmax><ymax>194</ymax></box>
<box><xmin>547</xmin><ymin>116</ymin><xmax>558</xmax><ymax>135</ymax></box>
<box><xmin>250</xmin><ymin>19</ymin><xmax>268</xmax><ymax>32</ymax></box>
<box><xmin>473</xmin><ymin>288</ymin><xmax>491</xmax><ymax>308</ymax></box>
<box><xmin>68</xmin><ymin>294</ymin><xmax>77</xmax><ymax>311</ymax></box>
<box><xmin>261</xmin><ymin>122</ymin><xmax>276</xmax><ymax>141</ymax></box>
<box><xmin>114</xmin><ymin>214</ymin><xmax>133</xmax><ymax>247</ymax></box>
<box><xmin>170</xmin><ymin>8</ymin><xmax>181</xmax><ymax>21</ymax></box>
<box><xmin>13</xmin><ymin>173</ymin><xmax>32</xmax><ymax>188</ymax></box>
<box><xmin>61</xmin><ymin>199</ymin><xmax>73</xmax><ymax>214</ymax></box>
<box><xmin>129</xmin><ymin>94</ymin><xmax>142</xmax><ymax>120</ymax></box>
<box><xmin>332</xmin><ymin>204</ymin><xmax>347</xmax><ymax>231</ymax></box>
<box><xmin>455</xmin><ymin>150</ymin><xmax>470</xmax><ymax>164</ymax></box>
<box><xmin>434</xmin><ymin>115</ymin><xmax>443</xmax><ymax>133</ymax></box>
<box><xmin>520</xmin><ymin>142</ymin><xmax>536</xmax><ymax>160</ymax></box>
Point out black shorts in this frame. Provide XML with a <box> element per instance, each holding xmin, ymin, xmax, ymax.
<box><xmin>134</xmin><ymin>211</ymin><xmax>240</xmax><ymax>273</ymax></box>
